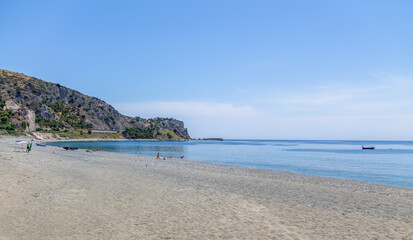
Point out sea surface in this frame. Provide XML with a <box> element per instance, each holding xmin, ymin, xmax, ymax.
<box><xmin>48</xmin><ymin>140</ymin><xmax>413</xmax><ymax>188</ymax></box>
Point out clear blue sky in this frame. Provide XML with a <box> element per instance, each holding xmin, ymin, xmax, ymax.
<box><xmin>1</xmin><ymin>0</ymin><xmax>413</xmax><ymax>139</ymax></box>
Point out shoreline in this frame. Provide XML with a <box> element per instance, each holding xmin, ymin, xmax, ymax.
<box><xmin>46</xmin><ymin>138</ymin><xmax>413</xmax><ymax>189</ymax></box>
<box><xmin>1</xmin><ymin>136</ymin><xmax>413</xmax><ymax>239</ymax></box>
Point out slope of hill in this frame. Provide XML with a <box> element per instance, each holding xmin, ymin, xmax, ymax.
<box><xmin>0</xmin><ymin>69</ymin><xmax>190</xmax><ymax>139</ymax></box>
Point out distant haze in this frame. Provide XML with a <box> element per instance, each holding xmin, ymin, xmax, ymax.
<box><xmin>1</xmin><ymin>1</ymin><xmax>412</xmax><ymax>140</ymax></box>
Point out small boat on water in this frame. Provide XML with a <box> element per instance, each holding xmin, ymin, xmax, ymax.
<box><xmin>362</xmin><ymin>146</ymin><xmax>375</xmax><ymax>150</ymax></box>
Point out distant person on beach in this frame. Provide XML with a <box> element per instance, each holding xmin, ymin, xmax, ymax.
<box><xmin>26</xmin><ymin>142</ymin><xmax>32</xmax><ymax>153</ymax></box>
<box><xmin>157</xmin><ymin>152</ymin><xmax>160</xmax><ymax>159</ymax></box>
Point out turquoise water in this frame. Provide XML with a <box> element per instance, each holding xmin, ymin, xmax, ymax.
<box><xmin>48</xmin><ymin>140</ymin><xmax>413</xmax><ymax>188</ymax></box>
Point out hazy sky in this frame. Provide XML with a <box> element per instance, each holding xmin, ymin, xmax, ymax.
<box><xmin>1</xmin><ymin>0</ymin><xmax>412</xmax><ymax>139</ymax></box>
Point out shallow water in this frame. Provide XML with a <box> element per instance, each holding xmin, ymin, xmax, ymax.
<box><xmin>48</xmin><ymin>140</ymin><xmax>413</xmax><ymax>188</ymax></box>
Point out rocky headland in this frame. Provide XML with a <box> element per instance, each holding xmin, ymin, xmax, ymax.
<box><xmin>0</xmin><ymin>69</ymin><xmax>190</xmax><ymax>139</ymax></box>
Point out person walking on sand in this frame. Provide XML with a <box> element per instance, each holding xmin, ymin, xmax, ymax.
<box><xmin>26</xmin><ymin>142</ymin><xmax>32</xmax><ymax>153</ymax></box>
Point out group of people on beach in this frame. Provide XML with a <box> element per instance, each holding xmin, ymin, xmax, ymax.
<box><xmin>156</xmin><ymin>152</ymin><xmax>184</xmax><ymax>160</ymax></box>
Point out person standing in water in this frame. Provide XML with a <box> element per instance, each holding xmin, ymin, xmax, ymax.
<box><xmin>157</xmin><ymin>152</ymin><xmax>160</xmax><ymax>159</ymax></box>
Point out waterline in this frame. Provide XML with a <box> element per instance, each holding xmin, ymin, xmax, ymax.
<box><xmin>48</xmin><ymin>139</ymin><xmax>413</xmax><ymax>188</ymax></box>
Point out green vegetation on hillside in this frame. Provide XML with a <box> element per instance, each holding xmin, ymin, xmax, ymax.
<box><xmin>35</xmin><ymin>116</ymin><xmax>64</xmax><ymax>129</ymax></box>
<box><xmin>123</xmin><ymin>127</ymin><xmax>181</xmax><ymax>140</ymax></box>
<box><xmin>0</xmin><ymin>97</ymin><xmax>15</xmax><ymax>134</ymax></box>
<box><xmin>46</xmin><ymin>101</ymin><xmax>92</xmax><ymax>129</ymax></box>
<box><xmin>123</xmin><ymin>127</ymin><xmax>155</xmax><ymax>139</ymax></box>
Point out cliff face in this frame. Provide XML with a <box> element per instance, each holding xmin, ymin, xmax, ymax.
<box><xmin>0</xmin><ymin>69</ymin><xmax>190</xmax><ymax>139</ymax></box>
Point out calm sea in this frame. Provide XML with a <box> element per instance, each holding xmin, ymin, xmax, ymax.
<box><xmin>48</xmin><ymin>140</ymin><xmax>413</xmax><ymax>188</ymax></box>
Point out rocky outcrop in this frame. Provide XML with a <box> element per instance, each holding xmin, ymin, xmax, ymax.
<box><xmin>152</xmin><ymin>117</ymin><xmax>190</xmax><ymax>139</ymax></box>
<box><xmin>25</xmin><ymin>109</ymin><xmax>36</xmax><ymax>132</ymax></box>
<box><xmin>31</xmin><ymin>132</ymin><xmax>61</xmax><ymax>140</ymax></box>
<box><xmin>0</xmin><ymin>69</ymin><xmax>190</xmax><ymax>139</ymax></box>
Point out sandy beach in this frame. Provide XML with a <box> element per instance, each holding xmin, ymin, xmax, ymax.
<box><xmin>0</xmin><ymin>137</ymin><xmax>412</xmax><ymax>239</ymax></box>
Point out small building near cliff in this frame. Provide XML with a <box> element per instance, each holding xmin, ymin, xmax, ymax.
<box><xmin>88</xmin><ymin>129</ymin><xmax>119</xmax><ymax>135</ymax></box>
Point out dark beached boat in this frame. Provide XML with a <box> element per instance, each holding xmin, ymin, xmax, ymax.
<box><xmin>62</xmin><ymin>146</ymin><xmax>79</xmax><ymax>150</ymax></box>
<box><xmin>362</xmin><ymin>146</ymin><xmax>375</xmax><ymax>150</ymax></box>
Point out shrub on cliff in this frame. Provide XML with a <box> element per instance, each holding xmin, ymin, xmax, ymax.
<box><xmin>123</xmin><ymin>127</ymin><xmax>154</xmax><ymax>139</ymax></box>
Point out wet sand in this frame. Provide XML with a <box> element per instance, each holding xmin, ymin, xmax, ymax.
<box><xmin>1</xmin><ymin>137</ymin><xmax>412</xmax><ymax>239</ymax></box>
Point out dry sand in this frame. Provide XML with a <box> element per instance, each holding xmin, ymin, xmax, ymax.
<box><xmin>0</xmin><ymin>137</ymin><xmax>412</xmax><ymax>240</ymax></box>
